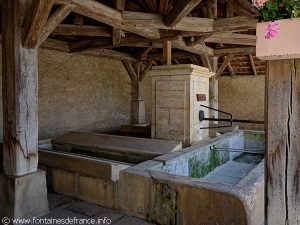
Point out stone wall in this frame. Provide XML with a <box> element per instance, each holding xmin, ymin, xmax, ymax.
<box><xmin>144</xmin><ymin>74</ymin><xmax>265</xmax><ymax>131</ymax></box>
<box><xmin>0</xmin><ymin>48</ymin><xmax>132</xmax><ymax>140</ymax></box>
<box><xmin>218</xmin><ymin>75</ymin><xmax>265</xmax><ymax>130</ymax></box>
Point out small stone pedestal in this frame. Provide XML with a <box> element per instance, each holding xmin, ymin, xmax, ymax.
<box><xmin>148</xmin><ymin>64</ymin><xmax>215</xmax><ymax>146</ymax></box>
<box><xmin>0</xmin><ymin>170</ymin><xmax>49</xmax><ymax>219</ymax></box>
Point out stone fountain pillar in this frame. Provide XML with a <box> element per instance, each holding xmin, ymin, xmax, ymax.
<box><xmin>148</xmin><ymin>64</ymin><xmax>215</xmax><ymax>147</ymax></box>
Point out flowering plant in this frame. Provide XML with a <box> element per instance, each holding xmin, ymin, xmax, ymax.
<box><xmin>253</xmin><ymin>0</ymin><xmax>300</xmax><ymax>21</ymax></box>
<box><xmin>253</xmin><ymin>0</ymin><xmax>300</xmax><ymax>39</ymax></box>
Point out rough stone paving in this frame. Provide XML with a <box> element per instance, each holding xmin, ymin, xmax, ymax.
<box><xmin>36</xmin><ymin>193</ymin><xmax>155</xmax><ymax>225</ymax></box>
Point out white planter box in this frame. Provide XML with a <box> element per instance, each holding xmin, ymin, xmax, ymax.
<box><xmin>256</xmin><ymin>18</ymin><xmax>300</xmax><ymax>60</ymax></box>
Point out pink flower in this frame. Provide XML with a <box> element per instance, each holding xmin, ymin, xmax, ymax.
<box><xmin>252</xmin><ymin>0</ymin><xmax>267</xmax><ymax>8</ymax></box>
<box><xmin>265</xmin><ymin>21</ymin><xmax>280</xmax><ymax>39</ymax></box>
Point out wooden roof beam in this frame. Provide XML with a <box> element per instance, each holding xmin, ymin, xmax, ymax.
<box><xmin>122</xmin><ymin>11</ymin><xmax>213</xmax><ymax>33</ymax></box>
<box><xmin>55</xmin><ymin>0</ymin><xmax>161</xmax><ymax>39</ymax></box>
<box><xmin>39</xmin><ymin>4</ymin><xmax>74</xmax><ymax>46</ymax></box>
<box><xmin>52</xmin><ymin>24</ymin><xmax>112</xmax><ymax>37</ymax></box>
<box><xmin>165</xmin><ymin>0</ymin><xmax>203</xmax><ymax>27</ymax></box>
<box><xmin>23</xmin><ymin>0</ymin><xmax>54</xmax><ymax>48</ymax></box>
<box><xmin>214</xmin><ymin>46</ymin><xmax>256</xmax><ymax>56</ymax></box>
<box><xmin>205</xmin><ymin>33</ymin><xmax>256</xmax><ymax>46</ymax></box>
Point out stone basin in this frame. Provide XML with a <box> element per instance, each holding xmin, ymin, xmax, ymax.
<box><xmin>118</xmin><ymin>130</ymin><xmax>265</xmax><ymax>225</ymax></box>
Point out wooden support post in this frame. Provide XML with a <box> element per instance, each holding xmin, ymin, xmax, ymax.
<box><xmin>266</xmin><ymin>59</ymin><xmax>300</xmax><ymax>225</ymax></box>
<box><xmin>163</xmin><ymin>41</ymin><xmax>172</xmax><ymax>65</ymax></box>
<box><xmin>123</xmin><ymin>61</ymin><xmax>147</xmax><ymax>124</ymax></box>
<box><xmin>113</xmin><ymin>0</ymin><xmax>125</xmax><ymax>46</ymax></box>
<box><xmin>0</xmin><ymin>0</ymin><xmax>48</xmax><ymax>219</ymax></box>
<box><xmin>2</xmin><ymin>0</ymin><xmax>39</xmax><ymax>176</ymax></box>
<box><xmin>209</xmin><ymin>57</ymin><xmax>219</xmax><ymax>137</ymax></box>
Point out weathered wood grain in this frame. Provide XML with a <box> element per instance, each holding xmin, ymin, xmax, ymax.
<box><xmin>23</xmin><ymin>0</ymin><xmax>54</xmax><ymax>48</ymax></box>
<box><xmin>266</xmin><ymin>59</ymin><xmax>300</xmax><ymax>225</ymax></box>
<box><xmin>163</xmin><ymin>41</ymin><xmax>172</xmax><ymax>65</ymax></box>
<box><xmin>39</xmin><ymin>4</ymin><xmax>74</xmax><ymax>46</ymax></box>
<box><xmin>2</xmin><ymin>0</ymin><xmax>39</xmax><ymax>176</ymax></box>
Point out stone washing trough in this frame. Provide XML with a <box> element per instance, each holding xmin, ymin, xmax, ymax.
<box><xmin>118</xmin><ymin>130</ymin><xmax>265</xmax><ymax>225</ymax></box>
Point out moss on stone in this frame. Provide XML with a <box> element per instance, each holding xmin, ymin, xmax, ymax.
<box><xmin>188</xmin><ymin>149</ymin><xmax>229</xmax><ymax>179</ymax></box>
<box><xmin>244</xmin><ymin>132</ymin><xmax>265</xmax><ymax>142</ymax></box>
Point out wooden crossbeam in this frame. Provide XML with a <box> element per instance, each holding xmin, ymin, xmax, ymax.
<box><xmin>205</xmin><ymin>33</ymin><xmax>256</xmax><ymax>46</ymax></box>
<box><xmin>165</xmin><ymin>0</ymin><xmax>203</xmax><ymax>26</ymax></box>
<box><xmin>122</xmin><ymin>11</ymin><xmax>213</xmax><ymax>33</ymax></box>
<box><xmin>52</xmin><ymin>24</ymin><xmax>111</xmax><ymax>37</ymax></box>
<box><xmin>57</xmin><ymin>0</ymin><xmax>160</xmax><ymax>39</ymax></box>
<box><xmin>215</xmin><ymin>54</ymin><xmax>234</xmax><ymax>79</ymax></box>
<box><xmin>23</xmin><ymin>0</ymin><xmax>54</xmax><ymax>48</ymax></box>
<box><xmin>214</xmin><ymin>15</ymin><xmax>258</xmax><ymax>32</ymax></box>
<box><xmin>214</xmin><ymin>46</ymin><xmax>256</xmax><ymax>56</ymax></box>
<box><xmin>248</xmin><ymin>55</ymin><xmax>257</xmax><ymax>76</ymax></box>
<box><xmin>39</xmin><ymin>4</ymin><xmax>74</xmax><ymax>46</ymax></box>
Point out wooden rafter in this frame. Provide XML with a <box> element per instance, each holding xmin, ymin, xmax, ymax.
<box><xmin>23</xmin><ymin>0</ymin><xmax>54</xmax><ymax>48</ymax></box>
<box><xmin>215</xmin><ymin>54</ymin><xmax>234</xmax><ymax>79</ymax></box>
<box><xmin>39</xmin><ymin>4</ymin><xmax>74</xmax><ymax>46</ymax></box>
<box><xmin>165</xmin><ymin>0</ymin><xmax>203</xmax><ymax>27</ymax></box>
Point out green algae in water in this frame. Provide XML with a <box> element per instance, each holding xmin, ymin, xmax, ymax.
<box><xmin>244</xmin><ymin>132</ymin><xmax>265</xmax><ymax>142</ymax></box>
<box><xmin>234</xmin><ymin>153</ymin><xmax>264</xmax><ymax>165</ymax></box>
<box><xmin>188</xmin><ymin>149</ymin><xmax>230</xmax><ymax>179</ymax></box>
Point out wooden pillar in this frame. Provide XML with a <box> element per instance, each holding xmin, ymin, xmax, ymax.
<box><xmin>209</xmin><ymin>57</ymin><xmax>219</xmax><ymax>136</ymax></box>
<box><xmin>2</xmin><ymin>0</ymin><xmax>39</xmax><ymax>176</ymax></box>
<box><xmin>0</xmin><ymin>0</ymin><xmax>48</xmax><ymax>219</ymax></box>
<box><xmin>266</xmin><ymin>59</ymin><xmax>300</xmax><ymax>225</ymax></box>
<box><xmin>131</xmin><ymin>62</ymin><xmax>146</xmax><ymax>124</ymax></box>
